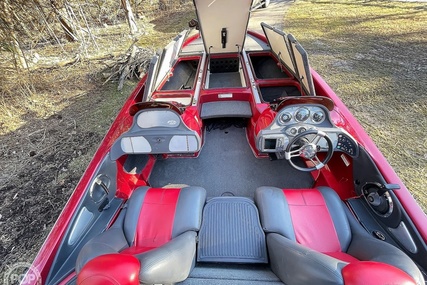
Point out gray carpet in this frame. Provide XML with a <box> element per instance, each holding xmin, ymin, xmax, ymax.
<box><xmin>260</xmin><ymin>86</ymin><xmax>301</xmax><ymax>102</ymax></box>
<box><xmin>209</xmin><ymin>72</ymin><xmax>243</xmax><ymax>88</ymax></box>
<box><xmin>179</xmin><ymin>264</ymin><xmax>284</xmax><ymax>285</ymax></box>
<box><xmin>149</xmin><ymin>125</ymin><xmax>313</xmax><ymax>198</ymax></box>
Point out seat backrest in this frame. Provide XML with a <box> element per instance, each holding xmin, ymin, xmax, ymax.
<box><xmin>255</xmin><ymin>186</ymin><xmax>352</xmax><ymax>253</ymax></box>
<box><xmin>123</xmin><ymin>186</ymin><xmax>206</xmax><ymax>250</ymax></box>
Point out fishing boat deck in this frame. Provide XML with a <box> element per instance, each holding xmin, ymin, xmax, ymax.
<box><xmin>149</xmin><ymin>121</ymin><xmax>313</xmax><ymax>198</ymax></box>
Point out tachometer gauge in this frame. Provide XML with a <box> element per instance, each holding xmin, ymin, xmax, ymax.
<box><xmin>295</xmin><ymin>107</ymin><xmax>310</xmax><ymax>122</ymax></box>
<box><xmin>312</xmin><ymin>111</ymin><xmax>325</xmax><ymax>123</ymax></box>
<box><xmin>278</xmin><ymin>112</ymin><xmax>292</xmax><ymax>125</ymax></box>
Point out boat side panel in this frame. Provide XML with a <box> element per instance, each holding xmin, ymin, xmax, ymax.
<box><xmin>312</xmin><ymin>70</ymin><xmax>427</xmax><ymax>243</ymax></box>
<box><xmin>30</xmin><ymin>75</ymin><xmax>147</xmax><ymax>283</ymax></box>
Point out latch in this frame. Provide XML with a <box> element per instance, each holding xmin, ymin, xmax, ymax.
<box><xmin>221</xmin><ymin>28</ymin><xmax>227</xmax><ymax>48</ymax></box>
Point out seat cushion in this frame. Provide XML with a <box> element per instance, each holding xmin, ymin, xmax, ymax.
<box><xmin>282</xmin><ymin>189</ymin><xmax>342</xmax><ymax>253</ymax></box>
<box><xmin>123</xmin><ymin>186</ymin><xmax>206</xmax><ymax>252</ymax></box>
<box><xmin>76</xmin><ymin>186</ymin><xmax>206</xmax><ymax>284</ymax></box>
<box><xmin>126</xmin><ymin>188</ymin><xmax>181</xmax><ymax>253</ymax></box>
<box><xmin>255</xmin><ymin>186</ymin><xmax>352</xmax><ymax>253</ymax></box>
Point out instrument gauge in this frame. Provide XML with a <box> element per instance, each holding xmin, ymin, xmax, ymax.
<box><xmin>278</xmin><ymin>112</ymin><xmax>292</xmax><ymax>125</ymax></box>
<box><xmin>295</xmin><ymin>107</ymin><xmax>310</xmax><ymax>122</ymax></box>
<box><xmin>312</xmin><ymin>111</ymin><xmax>325</xmax><ymax>123</ymax></box>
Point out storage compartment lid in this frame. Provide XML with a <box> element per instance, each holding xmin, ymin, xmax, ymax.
<box><xmin>261</xmin><ymin>22</ymin><xmax>296</xmax><ymax>76</ymax></box>
<box><xmin>193</xmin><ymin>0</ymin><xmax>252</xmax><ymax>54</ymax></box>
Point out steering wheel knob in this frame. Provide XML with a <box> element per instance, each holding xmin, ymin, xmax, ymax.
<box><xmin>284</xmin><ymin>130</ymin><xmax>333</xmax><ymax>172</ymax></box>
<box><xmin>300</xmin><ymin>144</ymin><xmax>317</xmax><ymax>159</ymax></box>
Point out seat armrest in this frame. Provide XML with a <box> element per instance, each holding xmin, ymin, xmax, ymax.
<box><xmin>77</xmin><ymin>254</ymin><xmax>140</xmax><ymax>285</ymax></box>
<box><xmin>345</xmin><ymin>210</ymin><xmax>424</xmax><ymax>285</ymax></box>
<box><xmin>76</xmin><ymin>227</ymin><xmax>129</xmax><ymax>273</ymax></box>
<box><xmin>267</xmin><ymin>233</ymin><xmax>346</xmax><ymax>285</ymax></box>
<box><xmin>342</xmin><ymin>261</ymin><xmax>416</xmax><ymax>285</ymax></box>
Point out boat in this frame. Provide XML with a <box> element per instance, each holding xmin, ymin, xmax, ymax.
<box><xmin>24</xmin><ymin>0</ymin><xmax>427</xmax><ymax>284</ymax></box>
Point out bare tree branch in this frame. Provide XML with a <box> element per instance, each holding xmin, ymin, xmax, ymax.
<box><xmin>121</xmin><ymin>0</ymin><xmax>138</xmax><ymax>35</ymax></box>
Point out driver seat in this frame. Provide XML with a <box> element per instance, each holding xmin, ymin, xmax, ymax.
<box><xmin>255</xmin><ymin>186</ymin><xmax>424</xmax><ymax>285</ymax></box>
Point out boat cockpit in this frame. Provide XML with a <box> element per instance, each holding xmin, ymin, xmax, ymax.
<box><xmin>37</xmin><ymin>0</ymin><xmax>427</xmax><ymax>284</ymax></box>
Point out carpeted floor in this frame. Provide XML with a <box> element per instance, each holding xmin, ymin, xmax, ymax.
<box><xmin>149</xmin><ymin>122</ymin><xmax>313</xmax><ymax>198</ymax></box>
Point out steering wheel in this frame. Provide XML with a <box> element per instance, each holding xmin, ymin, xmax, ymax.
<box><xmin>285</xmin><ymin>130</ymin><xmax>333</xmax><ymax>172</ymax></box>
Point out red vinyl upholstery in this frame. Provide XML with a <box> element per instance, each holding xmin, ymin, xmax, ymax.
<box><xmin>77</xmin><ymin>254</ymin><xmax>140</xmax><ymax>285</ymax></box>
<box><xmin>283</xmin><ymin>189</ymin><xmax>341</xmax><ymax>252</ymax></box>
<box><xmin>76</xmin><ymin>186</ymin><xmax>206</xmax><ymax>284</ymax></box>
<box><xmin>342</xmin><ymin>261</ymin><xmax>416</xmax><ymax>285</ymax></box>
<box><xmin>121</xmin><ymin>188</ymin><xmax>180</xmax><ymax>255</ymax></box>
<box><xmin>255</xmin><ymin>186</ymin><xmax>424</xmax><ymax>285</ymax></box>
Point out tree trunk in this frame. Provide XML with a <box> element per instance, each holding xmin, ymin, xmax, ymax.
<box><xmin>50</xmin><ymin>0</ymin><xmax>78</xmax><ymax>42</ymax></box>
<box><xmin>121</xmin><ymin>0</ymin><xmax>138</xmax><ymax>35</ymax></box>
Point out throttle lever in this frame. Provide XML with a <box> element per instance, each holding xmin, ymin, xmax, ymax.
<box><xmin>363</xmin><ymin>182</ymin><xmax>400</xmax><ymax>196</ymax></box>
<box><xmin>378</xmin><ymin>183</ymin><xmax>400</xmax><ymax>196</ymax></box>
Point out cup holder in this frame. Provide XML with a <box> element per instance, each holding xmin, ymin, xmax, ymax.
<box><xmin>90</xmin><ymin>174</ymin><xmax>111</xmax><ymax>211</ymax></box>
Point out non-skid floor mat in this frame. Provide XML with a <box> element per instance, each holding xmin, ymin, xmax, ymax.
<box><xmin>197</xmin><ymin>197</ymin><xmax>267</xmax><ymax>263</ymax></box>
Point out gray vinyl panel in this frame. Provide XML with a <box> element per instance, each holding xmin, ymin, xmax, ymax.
<box><xmin>149</xmin><ymin>126</ymin><xmax>313</xmax><ymax>198</ymax></box>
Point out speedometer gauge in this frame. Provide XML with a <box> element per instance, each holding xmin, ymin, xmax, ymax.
<box><xmin>295</xmin><ymin>107</ymin><xmax>310</xmax><ymax>122</ymax></box>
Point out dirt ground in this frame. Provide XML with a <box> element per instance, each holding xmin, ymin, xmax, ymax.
<box><xmin>0</xmin><ymin>64</ymin><xmax>134</xmax><ymax>277</ymax></box>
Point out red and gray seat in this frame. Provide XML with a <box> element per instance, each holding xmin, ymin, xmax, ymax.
<box><xmin>255</xmin><ymin>186</ymin><xmax>424</xmax><ymax>285</ymax></box>
<box><xmin>76</xmin><ymin>186</ymin><xmax>206</xmax><ymax>285</ymax></box>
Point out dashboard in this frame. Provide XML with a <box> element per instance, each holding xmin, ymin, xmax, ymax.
<box><xmin>256</xmin><ymin>104</ymin><xmax>359</xmax><ymax>157</ymax></box>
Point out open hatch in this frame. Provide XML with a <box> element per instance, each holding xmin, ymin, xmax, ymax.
<box><xmin>261</xmin><ymin>22</ymin><xmax>316</xmax><ymax>96</ymax></box>
<box><xmin>194</xmin><ymin>0</ymin><xmax>253</xmax><ymax>90</ymax></box>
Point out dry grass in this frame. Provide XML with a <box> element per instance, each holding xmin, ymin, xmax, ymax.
<box><xmin>285</xmin><ymin>0</ymin><xmax>427</xmax><ymax>211</ymax></box>
<box><xmin>0</xmin><ymin>2</ymin><xmax>195</xmax><ymax>135</ymax></box>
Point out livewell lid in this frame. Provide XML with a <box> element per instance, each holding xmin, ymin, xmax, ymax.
<box><xmin>193</xmin><ymin>0</ymin><xmax>253</xmax><ymax>54</ymax></box>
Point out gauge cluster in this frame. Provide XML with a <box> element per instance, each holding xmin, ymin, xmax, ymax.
<box><xmin>276</xmin><ymin>106</ymin><xmax>328</xmax><ymax>127</ymax></box>
<box><xmin>256</xmin><ymin>104</ymin><xmax>359</xmax><ymax>158</ymax></box>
